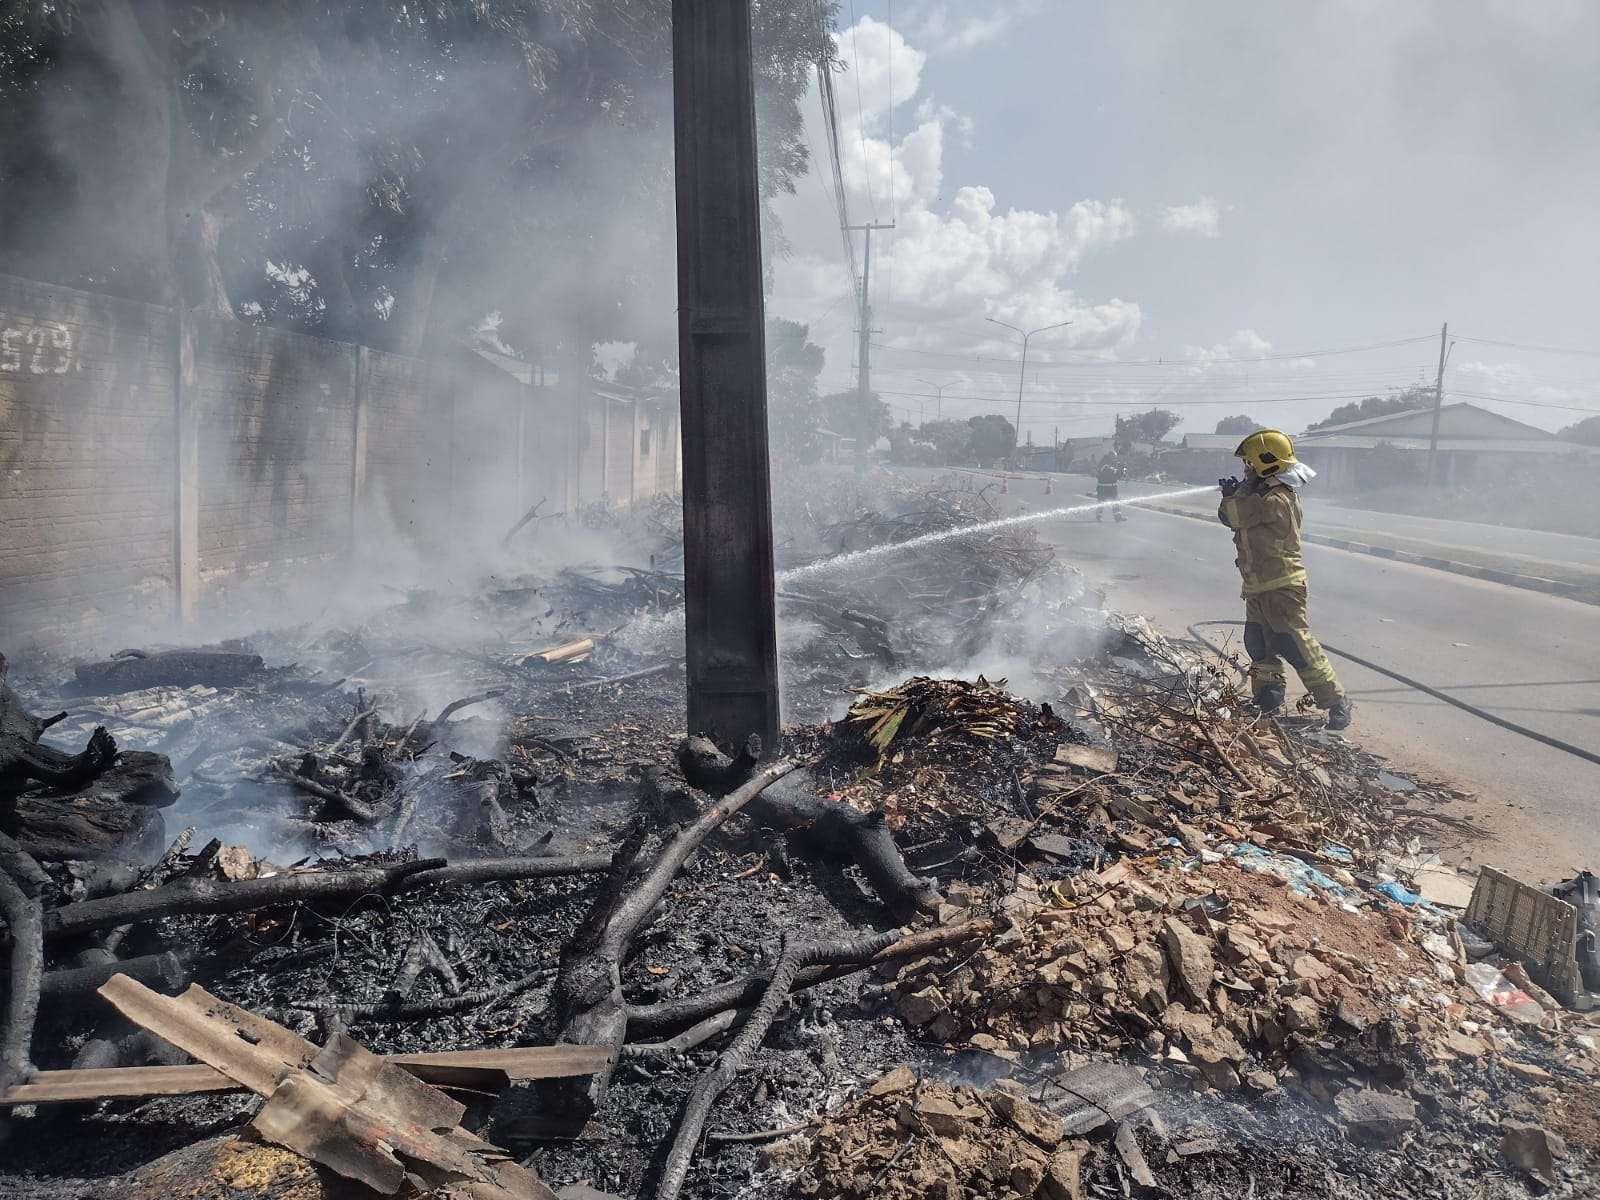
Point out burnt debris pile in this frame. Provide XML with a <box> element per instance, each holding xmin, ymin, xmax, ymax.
<box><xmin>0</xmin><ymin>478</ymin><xmax>1596</xmax><ymax>1199</ymax></box>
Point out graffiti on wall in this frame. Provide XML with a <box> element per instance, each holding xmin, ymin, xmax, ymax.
<box><xmin>0</xmin><ymin>318</ymin><xmax>80</xmax><ymax>375</ymax></box>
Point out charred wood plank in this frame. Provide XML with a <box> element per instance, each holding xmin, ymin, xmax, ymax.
<box><xmin>0</xmin><ymin>1045</ymin><xmax>613</xmax><ymax>1107</ymax></box>
<box><xmin>71</xmin><ymin>650</ymin><xmax>265</xmax><ymax>696</ymax></box>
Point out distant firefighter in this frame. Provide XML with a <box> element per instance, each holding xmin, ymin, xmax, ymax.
<box><xmin>1095</xmin><ymin>454</ymin><xmax>1128</xmax><ymax>523</ymax></box>
<box><xmin>1218</xmin><ymin>430</ymin><xmax>1352</xmax><ymax>730</ymax></box>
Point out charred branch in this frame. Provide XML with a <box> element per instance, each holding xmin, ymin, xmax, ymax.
<box><xmin>0</xmin><ymin>832</ymin><xmax>46</xmax><ymax>1092</ymax></box>
<box><xmin>677</xmin><ymin>738</ymin><xmax>940</xmax><ymax>918</ymax></box>
<box><xmin>654</xmin><ymin>933</ymin><xmax>807</xmax><ymax>1200</ymax></box>
<box><xmin>546</xmin><ymin>761</ymin><xmax>796</xmax><ymax>1128</ymax></box>
<box><xmin>626</xmin><ymin>922</ymin><xmax>993</xmax><ymax>1037</ymax></box>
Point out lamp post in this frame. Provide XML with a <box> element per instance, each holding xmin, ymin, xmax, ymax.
<box><xmin>916</xmin><ymin>378</ymin><xmax>948</xmax><ymax>423</ymax></box>
<box><xmin>985</xmin><ymin>317</ymin><xmax>1072</xmax><ymax>454</ymax></box>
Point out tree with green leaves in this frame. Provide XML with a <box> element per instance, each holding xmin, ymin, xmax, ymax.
<box><xmin>0</xmin><ymin>1</ymin><xmax>838</xmax><ymax>361</ymax></box>
<box><xmin>967</xmin><ymin>414</ymin><xmax>1016</xmax><ymax>465</ymax></box>
<box><xmin>765</xmin><ymin>318</ymin><xmax>826</xmax><ymax>463</ymax></box>
<box><xmin>1557</xmin><ymin>415</ymin><xmax>1600</xmax><ymax>446</ymax></box>
<box><xmin>1213</xmin><ymin>415</ymin><xmax>1259</xmax><ymax>436</ymax></box>
<box><xmin>1114</xmin><ymin>408</ymin><xmax>1181</xmax><ymax>453</ymax></box>
<box><xmin>1306</xmin><ymin>386</ymin><xmax>1434</xmax><ymax>431</ymax></box>
<box><xmin>820</xmin><ymin>390</ymin><xmax>892</xmax><ymax>450</ymax></box>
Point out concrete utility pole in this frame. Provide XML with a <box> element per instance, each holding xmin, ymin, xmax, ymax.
<box><xmin>985</xmin><ymin>317</ymin><xmax>1071</xmax><ymax>453</ymax></box>
<box><xmin>848</xmin><ymin>221</ymin><xmax>895</xmax><ymax>428</ymax></box>
<box><xmin>1426</xmin><ymin>321</ymin><xmax>1449</xmax><ymax>487</ymax></box>
<box><xmin>671</xmin><ymin>0</ymin><xmax>779</xmax><ymax>751</ymax></box>
<box><xmin>916</xmin><ymin>378</ymin><xmax>948</xmax><ymax>421</ymax></box>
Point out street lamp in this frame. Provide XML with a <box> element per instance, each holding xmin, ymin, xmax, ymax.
<box><xmin>985</xmin><ymin>317</ymin><xmax>1072</xmax><ymax>453</ymax></box>
<box><xmin>916</xmin><ymin>379</ymin><xmax>948</xmax><ymax>423</ymax></box>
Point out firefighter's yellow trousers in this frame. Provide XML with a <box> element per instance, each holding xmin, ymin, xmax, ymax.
<box><xmin>1243</xmin><ymin>584</ymin><xmax>1344</xmax><ymax>708</ymax></box>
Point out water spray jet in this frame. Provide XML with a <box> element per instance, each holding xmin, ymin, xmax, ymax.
<box><xmin>777</xmin><ymin>486</ymin><xmax>1217</xmax><ymax>585</ymax></box>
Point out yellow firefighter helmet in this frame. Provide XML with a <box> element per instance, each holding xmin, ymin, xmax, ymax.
<box><xmin>1233</xmin><ymin>429</ymin><xmax>1297</xmax><ymax>477</ymax></box>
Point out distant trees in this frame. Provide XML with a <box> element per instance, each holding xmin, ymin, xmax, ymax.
<box><xmin>1558</xmin><ymin>415</ymin><xmax>1600</xmax><ymax>446</ymax></box>
<box><xmin>1307</xmin><ymin>387</ymin><xmax>1434</xmax><ymax>431</ymax></box>
<box><xmin>888</xmin><ymin>415</ymin><xmax>1016</xmax><ymax>466</ymax></box>
<box><xmin>968</xmin><ymin>414</ymin><xmax>1017</xmax><ymax>464</ymax></box>
<box><xmin>820</xmin><ymin>390</ymin><xmax>893</xmax><ymax>449</ymax></box>
<box><xmin>1213</xmin><ymin>415</ymin><xmax>1260</xmax><ymax>436</ymax></box>
<box><xmin>1114</xmin><ymin>408</ymin><xmax>1181</xmax><ymax>453</ymax></box>
<box><xmin>765</xmin><ymin>319</ymin><xmax>826</xmax><ymax>463</ymax></box>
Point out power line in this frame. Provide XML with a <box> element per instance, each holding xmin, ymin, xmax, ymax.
<box><xmin>846</xmin><ymin>1</ymin><xmax>876</xmax><ymax>221</ymax></box>
<box><xmin>1455</xmin><ymin>335</ymin><xmax>1600</xmax><ymax>360</ymax></box>
<box><xmin>860</xmin><ymin>333</ymin><xmax>1438</xmax><ymax>368</ymax></box>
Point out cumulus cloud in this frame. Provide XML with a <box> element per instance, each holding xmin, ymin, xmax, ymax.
<box><xmin>1160</xmin><ymin>199</ymin><xmax>1222</xmax><ymax>237</ymax></box>
<box><xmin>1180</xmin><ymin>329</ymin><xmax>1316</xmax><ymax>377</ymax></box>
<box><xmin>910</xmin><ymin>1</ymin><xmax>1046</xmax><ymax>53</ymax></box>
<box><xmin>770</xmin><ymin>13</ymin><xmax>1145</xmax><ymax>423</ymax></box>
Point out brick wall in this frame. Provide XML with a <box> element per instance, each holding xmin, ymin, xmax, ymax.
<box><xmin>0</xmin><ymin>273</ymin><xmax>682</xmax><ymax>648</ymax></box>
<box><xmin>0</xmin><ymin>274</ymin><xmax>177</xmax><ymax>643</ymax></box>
<box><xmin>191</xmin><ymin>318</ymin><xmax>358</xmax><ymax>612</ymax></box>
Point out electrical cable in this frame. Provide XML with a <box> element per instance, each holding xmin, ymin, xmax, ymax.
<box><xmin>1185</xmin><ymin>620</ymin><xmax>1600</xmax><ymax>770</ymax></box>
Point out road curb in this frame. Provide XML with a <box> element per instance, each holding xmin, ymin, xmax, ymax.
<box><xmin>1136</xmin><ymin>502</ymin><xmax>1597</xmax><ymax>605</ymax></box>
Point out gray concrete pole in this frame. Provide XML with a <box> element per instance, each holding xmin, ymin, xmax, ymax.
<box><xmin>672</xmin><ymin>0</ymin><xmax>781</xmax><ymax>751</ymax></box>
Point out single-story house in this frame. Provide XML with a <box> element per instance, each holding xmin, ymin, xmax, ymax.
<box><xmin>1174</xmin><ymin>403</ymin><xmax>1600</xmax><ymax>492</ymax></box>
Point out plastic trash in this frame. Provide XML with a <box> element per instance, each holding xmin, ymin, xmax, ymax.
<box><xmin>1224</xmin><ymin>842</ymin><xmax>1356</xmax><ymax>899</ymax></box>
<box><xmin>1376</xmin><ymin>881</ymin><xmax>1422</xmax><ymax>906</ymax></box>
<box><xmin>1463</xmin><ymin>961</ymin><xmax>1546</xmax><ymax>1026</ymax></box>
<box><xmin>1420</xmin><ymin>932</ymin><xmax>1457</xmax><ymax>963</ymax></box>
<box><xmin>1320</xmin><ymin>843</ymin><xmax>1355</xmax><ymax>864</ymax></box>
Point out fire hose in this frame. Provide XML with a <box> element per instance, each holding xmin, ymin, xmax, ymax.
<box><xmin>1187</xmin><ymin>619</ymin><xmax>1600</xmax><ymax>770</ymax></box>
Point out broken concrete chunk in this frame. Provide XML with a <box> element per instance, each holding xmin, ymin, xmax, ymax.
<box><xmin>909</xmin><ymin>1091</ymin><xmax>983</xmax><ymax>1138</ymax></box>
<box><xmin>898</xmin><ymin>986</ymin><xmax>948</xmax><ymax>1027</ymax></box>
<box><xmin>1501</xmin><ymin>1121</ymin><xmax>1566</xmax><ymax>1186</ymax></box>
<box><xmin>1288</xmin><ymin>954</ymin><xmax>1334</xmax><ymax>984</ymax></box>
<box><xmin>1281</xmin><ymin>995</ymin><xmax>1322</xmax><ymax>1035</ymax></box>
<box><xmin>1160</xmin><ymin>917</ymin><xmax>1215</xmax><ymax>1005</ymax></box>
<box><xmin>1039</xmin><ymin>1143</ymin><xmax>1088</xmax><ymax>1200</ymax></box>
<box><xmin>1334</xmin><ymin>1089</ymin><xmax>1417</xmax><ymax>1147</ymax></box>
<box><xmin>987</xmin><ymin>1089</ymin><xmax>1063</xmax><ymax>1148</ymax></box>
<box><xmin>1113</xmin><ymin>1121</ymin><xmax>1157</xmax><ymax>1189</ymax></box>
<box><xmin>868</xmin><ymin>1065</ymin><xmax>918</xmax><ymax>1096</ymax></box>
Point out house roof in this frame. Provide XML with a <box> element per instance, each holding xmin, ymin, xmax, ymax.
<box><xmin>1300</xmin><ymin>402</ymin><xmax>1556</xmax><ymax>442</ymax></box>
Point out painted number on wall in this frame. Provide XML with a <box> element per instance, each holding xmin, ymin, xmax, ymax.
<box><xmin>0</xmin><ymin>319</ymin><xmax>79</xmax><ymax>375</ymax></box>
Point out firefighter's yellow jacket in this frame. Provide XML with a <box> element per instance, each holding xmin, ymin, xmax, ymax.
<box><xmin>1217</xmin><ymin>479</ymin><xmax>1307</xmax><ymax>596</ymax></box>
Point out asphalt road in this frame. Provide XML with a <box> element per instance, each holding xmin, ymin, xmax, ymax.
<box><xmin>947</xmin><ymin>470</ymin><xmax>1600</xmax><ymax>882</ymax></box>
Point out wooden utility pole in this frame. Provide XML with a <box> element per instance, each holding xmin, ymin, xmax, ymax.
<box><xmin>672</xmin><ymin>0</ymin><xmax>780</xmax><ymax>751</ymax></box>
<box><xmin>1426</xmin><ymin>322</ymin><xmax>1449</xmax><ymax>486</ymax></box>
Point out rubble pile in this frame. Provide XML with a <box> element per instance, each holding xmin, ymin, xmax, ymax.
<box><xmin>893</xmin><ymin>856</ymin><xmax>1436</xmax><ymax>1087</ymax></box>
<box><xmin>782</xmin><ymin>1067</ymin><xmax>1108</xmax><ymax>1200</ymax></box>
<box><xmin>1</xmin><ymin>474</ymin><xmax>1594</xmax><ymax>1200</ymax></box>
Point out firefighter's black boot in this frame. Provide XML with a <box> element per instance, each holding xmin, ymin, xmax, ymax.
<box><xmin>1252</xmin><ymin>683</ymin><xmax>1285</xmax><ymax>715</ymax></box>
<box><xmin>1326</xmin><ymin>696</ymin><xmax>1354</xmax><ymax>731</ymax></box>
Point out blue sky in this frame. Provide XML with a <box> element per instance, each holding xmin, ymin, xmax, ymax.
<box><xmin>766</xmin><ymin>1</ymin><xmax>1600</xmax><ymax>441</ymax></box>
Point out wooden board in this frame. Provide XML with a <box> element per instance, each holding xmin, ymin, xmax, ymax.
<box><xmin>1</xmin><ymin>1045</ymin><xmax>613</xmax><ymax>1106</ymax></box>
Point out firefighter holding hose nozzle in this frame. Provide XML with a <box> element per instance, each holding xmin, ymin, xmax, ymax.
<box><xmin>1095</xmin><ymin>454</ymin><xmax>1128</xmax><ymax>522</ymax></box>
<box><xmin>1218</xmin><ymin>430</ymin><xmax>1353</xmax><ymax>731</ymax></box>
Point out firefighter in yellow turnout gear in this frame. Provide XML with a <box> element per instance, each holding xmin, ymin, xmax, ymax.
<box><xmin>1218</xmin><ymin>430</ymin><xmax>1353</xmax><ymax>731</ymax></box>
